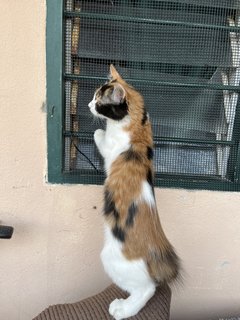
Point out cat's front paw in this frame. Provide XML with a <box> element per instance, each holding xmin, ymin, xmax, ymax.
<box><xmin>109</xmin><ymin>299</ymin><xmax>126</xmax><ymax>320</ymax></box>
<box><xmin>94</xmin><ymin>129</ymin><xmax>105</xmax><ymax>145</ymax></box>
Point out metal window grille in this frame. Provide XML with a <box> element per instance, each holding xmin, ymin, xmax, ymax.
<box><xmin>60</xmin><ymin>0</ymin><xmax>240</xmax><ymax>190</ymax></box>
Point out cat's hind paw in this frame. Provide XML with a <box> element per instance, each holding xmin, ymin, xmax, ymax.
<box><xmin>109</xmin><ymin>298</ymin><xmax>126</xmax><ymax>320</ymax></box>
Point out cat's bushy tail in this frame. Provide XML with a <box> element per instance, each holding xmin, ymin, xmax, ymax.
<box><xmin>147</xmin><ymin>244</ymin><xmax>180</xmax><ymax>285</ymax></box>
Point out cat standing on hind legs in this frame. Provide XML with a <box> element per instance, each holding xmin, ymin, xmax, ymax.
<box><xmin>88</xmin><ymin>65</ymin><xmax>180</xmax><ymax>320</ymax></box>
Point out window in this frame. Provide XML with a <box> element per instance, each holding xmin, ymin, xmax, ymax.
<box><xmin>47</xmin><ymin>0</ymin><xmax>240</xmax><ymax>191</ymax></box>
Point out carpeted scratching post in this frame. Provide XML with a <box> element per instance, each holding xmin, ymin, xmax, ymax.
<box><xmin>34</xmin><ymin>284</ymin><xmax>171</xmax><ymax>320</ymax></box>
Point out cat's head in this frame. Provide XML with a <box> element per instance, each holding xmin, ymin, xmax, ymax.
<box><xmin>88</xmin><ymin>65</ymin><xmax>134</xmax><ymax>121</ymax></box>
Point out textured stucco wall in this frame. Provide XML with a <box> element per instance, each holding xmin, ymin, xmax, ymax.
<box><xmin>0</xmin><ymin>2</ymin><xmax>240</xmax><ymax>320</ymax></box>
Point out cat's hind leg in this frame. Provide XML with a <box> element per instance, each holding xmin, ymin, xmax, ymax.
<box><xmin>101</xmin><ymin>226</ymin><xmax>156</xmax><ymax>319</ymax></box>
<box><xmin>109</xmin><ymin>283</ymin><xmax>156</xmax><ymax>320</ymax></box>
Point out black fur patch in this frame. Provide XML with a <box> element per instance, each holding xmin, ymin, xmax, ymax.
<box><xmin>96</xmin><ymin>101</ymin><xmax>128</xmax><ymax>121</ymax></box>
<box><xmin>147</xmin><ymin>169</ymin><xmax>155</xmax><ymax>197</ymax></box>
<box><xmin>99</xmin><ymin>83</ymin><xmax>113</xmax><ymax>95</ymax></box>
<box><xmin>163</xmin><ymin>247</ymin><xmax>180</xmax><ymax>270</ymax></box>
<box><xmin>104</xmin><ymin>189</ymin><xmax>119</xmax><ymax>220</ymax></box>
<box><xmin>123</xmin><ymin>148</ymin><xmax>142</xmax><ymax>162</ymax></box>
<box><xmin>149</xmin><ymin>247</ymin><xmax>179</xmax><ymax>282</ymax></box>
<box><xmin>104</xmin><ymin>189</ymin><xmax>114</xmax><ymax>214</ymax></box>
<box><xmin>147</xmin><ymin>147</ymin><xmax>153</xmax><ymax>160</ymax></box>
<box><xmin>112</xmin><ymin>225</ymin><xmax>125</xmax><ymax>242</ymax></box>
<box><xmin>126</xmin><ymin>203</ymin><xmax>138</xmax><ymax>227</ymax></box>
<box><xmin>147</xmin><ymin>169</ymin><xmax>153</xmax><ymax>187</ymax></box>
<box><xmin>161</xmin><ymin>247</ymin><xmax>180</xmax><ymax>281</ymax></box>
<box><xmin>141</xmin><ymin>109</ymin><xmax>148</xmax><ymax>125</ymax></box>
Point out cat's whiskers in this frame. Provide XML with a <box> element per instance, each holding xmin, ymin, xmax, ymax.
<box><xmin>91</xmin><ymin>114</ymin><xmax>105</xmax><ymax>128</ymax></box>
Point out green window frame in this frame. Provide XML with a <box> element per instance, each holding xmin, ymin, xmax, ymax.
<box><xmin>47</xmin><ymin>0</ymin><xmax>240</xmax><ymax>191</ymax></box>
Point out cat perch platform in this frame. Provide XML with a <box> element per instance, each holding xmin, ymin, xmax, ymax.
<box><xmin>34</xmin><ymin>283</ymin><xmax>171</xmax><ymax>320</ymax></box>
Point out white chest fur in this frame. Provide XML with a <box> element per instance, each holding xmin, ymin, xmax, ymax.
<box><xmin>94</xmin><ymin>118</ymin><xmax>131</xmax><ymax>174</ymax></box>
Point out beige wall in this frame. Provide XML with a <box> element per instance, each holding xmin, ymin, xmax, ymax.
<box><xmin>0</xmin><ymin>2</ymin><xmax>239</xmax><ymax>320</ymax></box>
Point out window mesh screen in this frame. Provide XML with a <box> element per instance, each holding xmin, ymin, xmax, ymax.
<box><xmin>63</xmin><ymin>0</ymin><xmax>240</xmax><ymax>189</ymax></box>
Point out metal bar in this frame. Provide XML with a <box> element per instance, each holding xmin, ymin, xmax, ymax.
<box><xmin>47</xmin><ymin>0</ymin><xmax>64</xmax><ymax>183</ymax></box>
<box><xmin>235</xmin><ymin>142</ymin><xmax>240</xmax><ymax>183</ymax></box>
<box><xmin>53</xmin><ymin>170</ymin><xmax>240</xmax><ymax>191</ymax></box>
<box><xmin>153</xmin><ymin>137</ymin><xmax>235</xmax><ymax>146</ymax></box>
<box><xmin>67</xmin><ymin>56</ymin><xmax>218</xmax><ymax>78</ymax></box>
<box><xmin>64</xmin><ymin>11</ymin><xmax>240</xmax><ymax>32</ymax></box>
<box><xmin>154</xmin><ymin>177</ymin><xmax>240</xmax><ymax>192</ymax></box>
<box><xmin>64</xmin><ymin>74</ymin><xmax>240</xmax><ymax>91</ymax></box>
<box><xmin>155</xmin><ymin>172</ymin><xmax>227</xmax><ymax>181</ymax></box>
<box><xmin>217</xmin><ymin>15</ymin><xmax>240</xmax><ymax>178</ymax></box>
<box><xmin>64</xmin><ymin>131</ymin><xmax>235</xmax><ymax>146</ymax></box>
<box><xmin>229</xmin><ymin>97</ymin><xmax>240</xmax><ymax>183</ymax></box>
<box><xmin>64</xmin><ymin>4</ymin><xmax>73</xmax><ymax>172</ymax></box>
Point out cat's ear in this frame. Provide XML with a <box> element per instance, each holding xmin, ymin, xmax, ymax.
<box><xmin>111</xmin><ymin>84</ymin><xmax>126</xmax><ymax>103</ymax></box>
<box><xmin>109</xmin><ymin>64</ymin><xmax>122</xmax><ymax>80</ymax></box>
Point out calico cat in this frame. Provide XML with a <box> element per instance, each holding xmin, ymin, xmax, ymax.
<box><xmin>88</xmin><ymin>65</ymin><xmax>180</xmax><ymax>320</ymax></box>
